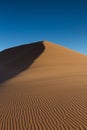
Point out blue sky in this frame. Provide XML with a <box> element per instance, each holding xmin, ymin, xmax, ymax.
<box><xmin>0</xmin><ymin>0</ymin><xmax>87</xmax><ymax>54</ymax></box>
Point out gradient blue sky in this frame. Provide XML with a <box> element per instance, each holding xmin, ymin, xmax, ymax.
<box><xmin>0</xmin><ymin>0</ymin><xmax>87</xmax><ymax>54</ymax></box>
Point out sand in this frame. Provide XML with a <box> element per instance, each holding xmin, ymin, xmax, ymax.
<box><xmin>0</xmin><ymin>41</ymin><xmax>87</xmax><ymax>130</ymax></box>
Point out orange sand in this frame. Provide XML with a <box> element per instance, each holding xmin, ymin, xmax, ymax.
<box><xmin>0</xmin><ymin>41</ymin><xmax>87</xmax><ymax>130</ymax></box>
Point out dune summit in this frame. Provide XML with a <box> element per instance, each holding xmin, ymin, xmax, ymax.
<box><xmin>0</xmin><ymin>41</ymin><xmax>45</xmax><ymax>83</ymax></box>
<box><xmin>0</xmin><ymin>41</ymin><xmax>87</xmax><ymax>130</ymax></box>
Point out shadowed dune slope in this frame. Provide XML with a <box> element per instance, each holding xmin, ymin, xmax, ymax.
<box><xmin>5</xmin><ymin>41</ymin><xmax>87</xmax><ymax>83</ymax></box>
<box><xmin>1</xmin><ymin>41</ymin><xmax>87</xmax><ymax>130</ymax></box>
<box><xmin>0</xmin><ymin>41</ymin><xmax>45</xmax><ymax>83</ymax></box>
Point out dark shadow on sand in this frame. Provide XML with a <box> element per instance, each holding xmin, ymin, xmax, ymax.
<box><xmin>0</xmin><ymin>41</ymin><xmax>45</xmax><ymax>84</ymax></box>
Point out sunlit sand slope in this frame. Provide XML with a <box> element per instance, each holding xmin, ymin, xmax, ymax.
<box><xmin>1</xmin><ymin>41</ymin><xmax>87</xmax><ymax>130</ymax></box>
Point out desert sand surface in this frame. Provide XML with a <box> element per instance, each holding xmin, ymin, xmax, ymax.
<box><xmin>1</xmin><ymin>41</ymin><xmax>87</xmax><ymax>130</ymax></box>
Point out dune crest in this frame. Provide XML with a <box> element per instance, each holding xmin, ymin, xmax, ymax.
<box><xmin>0</xmin><ymin>41</ymin><xmax>87</xmax><ymax>130</ymax></box>
<box><xmin>0</xmin><ymin>41</ymin><xmax>45</xmax><ymax>84</ymax></box>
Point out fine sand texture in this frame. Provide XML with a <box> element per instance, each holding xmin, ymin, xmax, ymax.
<box><xmin>0</xmin><ymin>41</ymin><xmax>87</xmax><ymax>130</ymax></box>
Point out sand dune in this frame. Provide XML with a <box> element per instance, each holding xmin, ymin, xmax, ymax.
<box><xmin>1</xmin><ymin>41</ymin><xmax>87</xmax><ymax>130</ymax></box>
<box><xmin>0</xmin><ymin>41</ymin><xmax>45</xmax><ymax>83</ymax></box>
